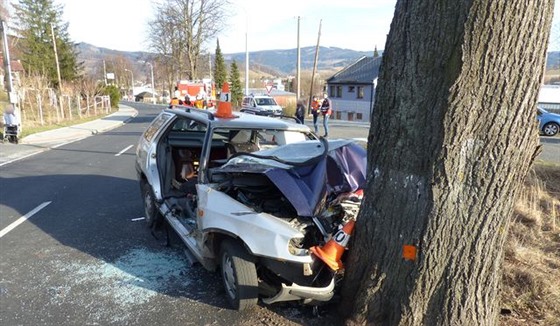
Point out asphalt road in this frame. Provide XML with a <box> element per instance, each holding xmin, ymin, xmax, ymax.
<box><xmin>0</xmin><ymin>103</ymin><xmax>558</xmax><ymax>326</ymax></box>
<box><xmin>0</xmin><ymin>104</ymin><xmax>339</xmax><ymax>326</ymax></box>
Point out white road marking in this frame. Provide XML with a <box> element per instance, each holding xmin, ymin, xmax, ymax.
<box><xmin>131</xmin><ymin>217</ymin><xmax>145</xmax><ymax>222</ymax></box>
<box><xmin>115</xmin><ymin>145</ymin><xmax>134</xmax><ymax>157</ymax></box>
<box><xmin>0</xmin><ymin>201</ymin><xmax>52</xmax><ymax>238</ymax></box>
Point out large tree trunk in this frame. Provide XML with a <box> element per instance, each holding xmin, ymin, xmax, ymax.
<box><xmin>339</xmin><ymin>0</ymin><xmax>554</xmax><ymax>325</ymax></box>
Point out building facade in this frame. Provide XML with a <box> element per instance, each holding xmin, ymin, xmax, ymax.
<box><xmin>325</xmin><ymin>56</ymin><xmax>381</xmax><ymax>121</ymax></box>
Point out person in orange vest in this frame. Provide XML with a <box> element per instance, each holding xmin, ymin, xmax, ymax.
<box><xmin>311</xmin><ymin>96</ymin><xmax>321</xmax><ymax>133</ymax></box>
<box><xmin>169</xmin><ymin>97</ymin><xmax>180</xmax><ymax>108</ymax></box>
<box><xmin>320</xmin><ymin>93</ymin><xmax>332</xmax><ymax>137</ymax></box>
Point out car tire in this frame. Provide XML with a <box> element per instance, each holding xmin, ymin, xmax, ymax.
<box><xmin>142</xmin><ymin>181</ymin><xmax>162</xmax><ymax>228</ymax></box>
<box><xmin>219</xmin><ymin>239</ymin><xmax>258</xmax><ymax>310</ymax></box>
<box><xmin>542</xmin><ymin>122</ymin><xmax>559</xmax><ymax>137</ymax></box>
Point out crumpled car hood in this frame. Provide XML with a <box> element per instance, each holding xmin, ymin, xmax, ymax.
<box><xmin>214</xmin><ymin>139</ymin><xmax>367</xmax><ymax>216</ymax></box>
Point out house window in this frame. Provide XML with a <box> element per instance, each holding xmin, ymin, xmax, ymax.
<box><xmin>357</xmin><ymin>113</ymin><xmax>363</xmax><ymax>120</ymax></box>
<box><xmin>329</xmin><ymin>85</ymin><xmax>335</xmax><ymax>97</ymax></box>
<box><xmin>357</xmin><ymin>86</ymin><xmax>364</xmax><ymax>99</ymax></box>
<box><xmin>348</xmin><ymin>86</ymin><xmax>355</xmax><ymax>93</ymax></box>
<box><xmin>336</xmin><ymin>86</ymin><xmax>342</xmax><ymax>98</ymax></box>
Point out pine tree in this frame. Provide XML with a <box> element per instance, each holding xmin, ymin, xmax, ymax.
<box><xmin>213</xmin><ymin>39</ymin><xmax>227</xmax><ymax>92</ymax></box>
<box><xmin>229</xmin><ymin>60</ymin><xmax>243</xmax><ymax>107</ymax></box>
<box><xmin>12</xmin><ymin>0</ymin><xmax>79</xmax><ymax>87</ymax></box>
<box><xmin>373</xmin><ymin>45</ymin><xmax>379</xmax><ymax>58</ymax></box>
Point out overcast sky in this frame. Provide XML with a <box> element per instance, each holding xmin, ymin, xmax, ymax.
<box><xmin>45</xmin><ymin>0</ymin><xmax>559</xmax><ymax>54</ymax></box>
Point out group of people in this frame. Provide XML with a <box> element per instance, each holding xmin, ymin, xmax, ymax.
<box><xmin>169</xmin><ymin>86</ymin><xmax>208</xmax><ymax>109</ymax></box>
<box><xmin>295</xmin><ymin>93</ymin><xmax>332</xmax><ymax>137</ymax></box>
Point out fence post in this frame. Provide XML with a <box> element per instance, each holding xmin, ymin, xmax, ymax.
<box><xmin>37</xmin><ymin>93</ymin><xmax>44</xmax><ymax>126</ymax></box>
<box><xmin>77</xmin><ymin>95</ymin><xmax>82</xmax><ymax>118</ymax></box>
<box><xmin>67</xmin><ymin>95</ymin><xmax>73</xmax><ymax>120</ymax></box>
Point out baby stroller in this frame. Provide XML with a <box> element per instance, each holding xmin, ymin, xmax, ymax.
<box><xmin>3</xmin><ymin>124</ymin><xmax>19</xmax><ymax>144</ymax></box>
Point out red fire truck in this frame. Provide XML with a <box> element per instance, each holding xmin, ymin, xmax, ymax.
<box><xmin>176</xmin><ymin>79</ymin><xmax>216</xmax><ymax>109</ymax></box>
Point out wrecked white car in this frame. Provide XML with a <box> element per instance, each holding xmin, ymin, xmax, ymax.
<box><xmin>135</xmin><ymin>107</ymin><xmax>367</xmax><ymax>310</ymax></box>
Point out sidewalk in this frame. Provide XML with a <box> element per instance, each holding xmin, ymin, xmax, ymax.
<box><xmin>0</xmin><ymin>105</ymin><xmax>138</xmax><ymax>166</ymax></box>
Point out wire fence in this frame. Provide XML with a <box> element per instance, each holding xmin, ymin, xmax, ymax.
<box><xmin>17</xmin><ymin>87</ymin><xmax>112</xmax><ymax>128</ymax></box>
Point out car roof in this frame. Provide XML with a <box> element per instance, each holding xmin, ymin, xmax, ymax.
<box><xmin>164</xmin><ymin>107</ymin><xmax>311</xmax><ymax>131</ymax></box>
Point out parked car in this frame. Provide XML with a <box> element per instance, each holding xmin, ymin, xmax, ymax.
<box><xmin>135</xmin><ymin>107</ymin><xmax>367</xmax><ymax>310</ymax></box>
<box><xmin>241</xmin><ymin>94</ymin><xmax>283</xmax><ymax>116</ymax></box>
<box><xmin>537</xmin><ymin>107</ymin><xmax>560</xmax><ymax>136</ymax></box>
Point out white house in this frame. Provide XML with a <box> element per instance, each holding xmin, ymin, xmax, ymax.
<box><xmin>538</xmin><ymin>85</ymin><xmax>560</xmax><ymax>112</ymax></box>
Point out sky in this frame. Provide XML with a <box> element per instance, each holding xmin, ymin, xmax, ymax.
<box><xmin>55</xmin><ymin>0</ymin><xmax>397</xmax><ymax>53</ymax></box>
<box><xmin>47</xmin><ymin>0</ymin><xmax>559</xmax><ymax>54</ymax></box>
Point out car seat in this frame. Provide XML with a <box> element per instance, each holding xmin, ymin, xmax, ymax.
<box><xmin>226</xmin><ymin>130</ymin><xmax>260</xmax><ymax>154</ymax></box>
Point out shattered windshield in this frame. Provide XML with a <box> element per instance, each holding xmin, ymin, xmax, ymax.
<box><xmin>223</xmin><ymin>139</ymin><xmax>355</xmax><ymax>169</ymax></box>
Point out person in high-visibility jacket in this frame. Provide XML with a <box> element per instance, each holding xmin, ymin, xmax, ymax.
<box><xmin>319</xmin><ymin>93</ymin><xmax>333</xmax><ymax>137</ymax></box>
<box><xmin>311</xmin><ymin>96</ymin><xmax>321</xmax><ymax>134</ymax></box>
<box><xmin>169</xmin><ymin>97</ymin><xmax>180</xmax><ymax>108</ymax></box>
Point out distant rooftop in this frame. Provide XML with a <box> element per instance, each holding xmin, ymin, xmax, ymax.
<box><xmin>326</xmin><ymin>56</ymin><xmax>382</xmax><ymax>84</ymax></box>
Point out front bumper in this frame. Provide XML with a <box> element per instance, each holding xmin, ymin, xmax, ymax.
<box><xmin>262</xmin><ymin>276</ymin><xmax>335</xmax><ymax>305</ymax></box>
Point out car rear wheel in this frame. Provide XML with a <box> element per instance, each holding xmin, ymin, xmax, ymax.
<box><xmin>220</xmin><ymin>240</ymin><xmax>258</xmax><ymax>310</ymax></box>
<box><xmin>142</xmin><ymin>181</ymin><xmax>162</xmax><ymax>228</ymax></box>
<box><xmin>542</xmin><ymin>122</ymin><xmax>559</xmax><ymax>136</ymax></box>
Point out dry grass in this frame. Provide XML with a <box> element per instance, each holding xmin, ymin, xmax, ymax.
<box><xmin>501</xmin><ymin>163</ymin><xmax>560</xmax><ymax>325</ymax></box>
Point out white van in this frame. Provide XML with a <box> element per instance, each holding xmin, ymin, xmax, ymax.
<box><xmin>241</xmin><ymin>94</ymin><xmax>283</xmax><ymax>116</ymax></box>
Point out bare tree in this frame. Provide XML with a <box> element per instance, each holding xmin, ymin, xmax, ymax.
<box><xmin>148</xmin><ymin>0</ymin><xmax>230</xmax><ymax>83</ymax></box>
<box><xmin>339</xmin><ymin>0</ymin><xmax>554</xmax><ymax>325</ymax></box>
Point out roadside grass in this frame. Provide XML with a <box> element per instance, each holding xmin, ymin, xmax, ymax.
<box><xmin>501</xmin><ymin>162</ymin><xmax>560</xmax><ymax>325</ymax></box>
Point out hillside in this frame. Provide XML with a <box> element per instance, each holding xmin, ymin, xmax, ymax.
<box><xmin>75</xmin><ymin>43</ymin><xmax>372</xmax><ymax>79</ymax></box>
<box><xmin>75</xmin><ymin>43</ymin><xmax>559</xmax><ymax>83</ymax></box>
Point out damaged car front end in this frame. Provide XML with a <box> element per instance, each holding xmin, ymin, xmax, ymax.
<box><xmin>136</xmin><ymin>109</ymin><xmax>367</xmax><ymax>310</ymax></box>
<box><xmin>204</xmin><ymin>139</ymin><xmax>367</xmax><ymax>306</ymax></box>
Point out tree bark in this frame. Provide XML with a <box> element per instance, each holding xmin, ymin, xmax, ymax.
<box><xmin>339</xmin><ymin>0</ymin><xmax>554</xmax><ymax>325</ymax></box>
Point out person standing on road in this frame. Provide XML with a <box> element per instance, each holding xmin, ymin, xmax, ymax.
<box><xmin>320</xmin><ymin>93</ymin><xmax>332</xmax><ymax>137</ymax></box>
<box><xmin>295</xmin><ymin>100</ymin><xmax>305</xmax><ymax>124</ymax></box>
<box><xmin>311</xmin><ymin>96</ymin><xmax>321</xmax><ymax>133</ymax></box>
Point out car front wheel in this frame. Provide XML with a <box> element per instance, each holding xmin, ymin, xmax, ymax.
<box><xmin>542</xmin><ymin>122</ymin><xmax>559</xmax><ymax>136</ymax></box>
<box><xmin>142</xmin><ymin>181</ymin><xmax>162</xmax><ymax>228</ymax></box>
<box><xmin>220</xmin><ymin>240</ymin><xmax>258</xmax><ymax>310</ymax></box>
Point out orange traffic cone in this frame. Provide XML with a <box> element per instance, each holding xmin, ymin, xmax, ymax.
<box><xmin>215</xmin><ymin>82</ymin><xmax>236</xmax><ymax>118</ymax></box>
<box><xmin>310</xmin><ymin>219</ymin><xmax>355</xmax><ymax>271</ymax></box>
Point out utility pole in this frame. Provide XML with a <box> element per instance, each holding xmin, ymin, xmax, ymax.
<box><xmin>1</xmin><ymin>19</ymin><xmax>21</xmax><ymax>129</ymax></box>
<box><xmin>245</xmin><ymin>22</ymin><xmax>249</xmax><ymax>96</ymax></box>
<box><xmin>51</xmin><ymin>24</ymin><xmax>64</xmax><ymax>120</ymax></box>
<box><xmin>308</xmin><ymin>19</ymin><xmax>322</xmax><ymax>114</ymax></box>
<box><xmin>50</xmin><ymin>24</ymin><xmax>62</xmax><ymax>90</ymax></box>
<box><xmin>103</xmin><ymin>60</ymin><xmax>108</xmax><ymax>86</ymax></box>
<box><xmin>296</xmin><ymin>16</ymin><xmax>301</xmax><ymax>100</ymax></box>
<box><xmin>1</xmin><ymin>20</ymin><xmax>14</xmax><ymax>96</ymax></box>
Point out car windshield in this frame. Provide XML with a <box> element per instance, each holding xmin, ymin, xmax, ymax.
<box><xmin>256</xmin><ymin>98</ymin><xmax>276</xmax><ymax>106</ymax></box>
<box><xmin>213</xmin><ymin>127</ymin><xmax>313</xmax><ymax>153</ymax></box>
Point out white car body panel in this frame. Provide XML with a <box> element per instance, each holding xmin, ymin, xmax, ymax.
<box><xmin>196</xmin><ymin>184</ymin><xmax>313</xmax><ymax>264</ymax></box>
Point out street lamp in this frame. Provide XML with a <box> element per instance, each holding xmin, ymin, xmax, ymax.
<box><xmin>146</xmin><ymin>62</ymin><xmax>156</xmax><ymax>104</ymax></box>
<box><xmin>124</xmin><ymin>68</ymin><xmax>134</xmax><ymax>101</ymax></box>
<box><xmin>240</xmin><ymin>7</ymin><xmax>249</xmax><ymax>95</ymax></box>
